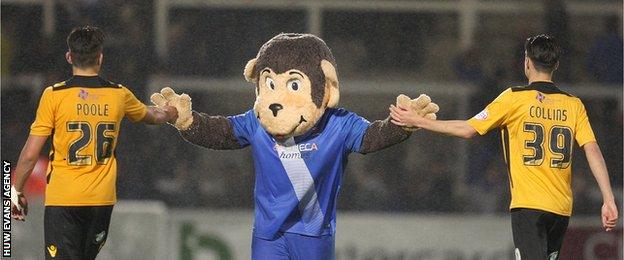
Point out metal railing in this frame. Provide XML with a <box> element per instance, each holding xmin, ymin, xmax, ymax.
<box><xmin>3</xmin><ymin>0</ymin><xmax>622</xmax><ymax>59</ymax></box>
<box><xmin>154</xmin><ymin>0</ymin><xmax>623</xmax><ymax>57</ymax></box>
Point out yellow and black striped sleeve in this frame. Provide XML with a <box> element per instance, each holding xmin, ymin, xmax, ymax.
<box><xmin>122</xmin><ymin>86</ymin><xmax>147</xmax><ymax>122</ymax></box>
<box><xmin>30</xmin><ymin>86</ymin><xmax>55</xmax><ymax>136</ymax></box>
<box><xmin>467</xmin><ymin>88</ymin><xmax>513</xmax><ymax>135</ymax></box>
<box><xmin>574</xmin><ymin>101</ymin><xmax>596</xmax><ymax>147</ymax></box>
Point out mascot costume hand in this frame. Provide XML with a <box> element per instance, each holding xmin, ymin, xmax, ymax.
<box><xmin>150</xmin><ymin>87</ymin><xmax>193</xmax><ymax>130</ymax></box>
<box><xmin>395</xmin><ymin>94</ymin><xmax>439</xmax><ymax>131</ymax></box>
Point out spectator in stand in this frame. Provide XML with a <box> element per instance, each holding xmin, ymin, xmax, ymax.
<box><xmin>452</xmin><ymin>47</ymin><xmax>487</xmax><ymax>85</ymax></box>
<box><xmin>454</xmin><ymin>46</ymin><xmax>506</xmax><ymax>191</ymax></box>
<box><xmin>167</xmin><ymin>21</ymin><xmax>195</xmax><ymax>75</ymax></box>
<box><xmin>1</xmin><ymin>21</ymin><xmax>14</xmax><ymax>76</ymax></box>
<box><xmin>587</xmin><ymin>15</ymin><xmax>623</xmax><ymax>85</ymax></box>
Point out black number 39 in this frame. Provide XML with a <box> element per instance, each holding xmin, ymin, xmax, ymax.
<box><xmin>523</xmin><ymin>122</ymin><xmax>573</xmax><ymax>169</ymax></box>
<box><xmin>67</xmin><ymin>121</ymin><xmax>117</xmax><ymax>166</ymax></box>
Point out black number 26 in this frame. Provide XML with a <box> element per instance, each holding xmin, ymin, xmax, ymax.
<box><xmin>67</xmin><ymin>121</ymin><xmax>116</xmax><ymax>166</ymax></box>
<box><xmin>523</xmin><ymin>123</ymin><xmax>573</xmax><ymax>169</ymax></box>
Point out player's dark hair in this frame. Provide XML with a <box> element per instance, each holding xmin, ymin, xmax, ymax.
<box><xmin>524</xmin><ymin>34</ymin><xmax>560</xmax><ymax>73</ymax></box>
<box><xmin>66</xmin><ymin>25</ymin><xmax>105</xmax><ymax>68</ymax></box>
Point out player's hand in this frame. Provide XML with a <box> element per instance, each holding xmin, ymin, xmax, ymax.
<box><xmin>10</xmin><ymin>186</ymin><xmax>28</xmax><ymax>221</ymax></box>
<box><xmin>392</xmin><ymin>94</ymin><xmax>438</xmax><ymax>131</ymax></box>
<box><xmin>162</xmin><ymin>105</ymin><xmax>179</xmax><ymax>124</ymax></box>
<box><xmin>389</xmin><ymin>104</ymin><xmax>421</xmax><ymax>128</ymax></box>
<box><xmin>601</xmin><ymin>200</ymin><xmax>618</xmax><ymax>231</ymax></box>
<box><xmin>151</xmin><ymin>87</ymin><xmax>193</xmax><ymax>130</ymax></box>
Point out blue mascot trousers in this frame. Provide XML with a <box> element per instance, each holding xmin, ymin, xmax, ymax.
<box><xmin>251</xmin><ymin>232</ymin><xmax>334</xmax><ymax>260</ymax></box>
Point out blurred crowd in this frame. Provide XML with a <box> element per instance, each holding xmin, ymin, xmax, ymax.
<box><xmin>1</xmin><ymin>0</ymin><xmax>622</xmax><ymax>215</ymax></box>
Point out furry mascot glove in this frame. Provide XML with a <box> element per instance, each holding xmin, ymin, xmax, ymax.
<box><xmin>151</xmin><ymin>87</ymin><xmax>194</xmax><ymax>130</ymax></box>
<box><xmin>396</xmin><ymin>94</ymin><xmax>439</xmax><ymax>131</ymax></box>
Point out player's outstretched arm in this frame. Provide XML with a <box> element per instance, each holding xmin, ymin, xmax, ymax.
<box><xmin>389</xmin><ymin>105</ymin><xmax>477</xmax><ymax>139</ymax></box>
<box><xmin>583</xmin><ymin>141</ymin><xmax>618</xmax><ymax>231</ymax></box>
<box><xmin>11</xmin><ymin>135</ymin><xmax>47</xmax><ymax>221</ymax></box>
<box><xmin>142</xmin><ymin>105</ymin><xmax>178</xmax><ymax>125</ymax></box>
<box><xmin>151</xmin><ymin>87</ymin><xmax>243</xmax><ymax>150</ymax></box>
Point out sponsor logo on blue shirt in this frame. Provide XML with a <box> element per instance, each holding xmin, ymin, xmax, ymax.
<box><xmin>275</xmin><ymin>142</ymin><xmax>319</xmax><ymax>159</ymax></box>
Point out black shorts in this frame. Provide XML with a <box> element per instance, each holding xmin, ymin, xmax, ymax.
<box><xmin>44</xmin><ymin>205</ymin><xmax>114</xmax><ymax>260</ymax></box>
<box><xmin>511</xmin><ymin>208</ymin><xmax>569</xmax><ymax>260</ymax></box>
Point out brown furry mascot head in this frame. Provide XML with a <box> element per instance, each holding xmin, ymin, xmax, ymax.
<box><xmin>243</xmin><ymin>33</ymin><xmax>340</xmax><ymax>140</ymax></box>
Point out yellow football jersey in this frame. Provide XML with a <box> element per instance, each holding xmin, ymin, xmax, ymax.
<box><xmin>467</xmin><ymin>82</ymin><xmax>595</xmax><ymax>216</ymax></box>
<box><xmin>30</xmin><ymin>75</ymin><xmax>147</xmax><ymax>206</ymax></box>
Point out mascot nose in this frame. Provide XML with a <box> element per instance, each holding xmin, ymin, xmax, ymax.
<box><xmin>269</xmin><ymin>103</ymin><xmax>283</xmax><ymax>117</ymax></box>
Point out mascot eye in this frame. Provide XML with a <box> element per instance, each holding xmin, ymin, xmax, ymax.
<box><xmin>265</xmin><ymin>78</ymin><xmax>275</xmax><ymax>90</ymax></box>
<box><xmin>287</xmin><ymin>80</ymin><xmax>301</xmax><ymax>91</ymax></box>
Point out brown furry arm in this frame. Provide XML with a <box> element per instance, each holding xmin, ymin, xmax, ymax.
<box><xmin>179</xmin><ymin>111</ymin><xmax>243</xmax><ymax>150</ymax></box>
<box><xmin>359</xmin><ymin>117</ymin><xmax>411</xmax><ymax>154</ymax></box>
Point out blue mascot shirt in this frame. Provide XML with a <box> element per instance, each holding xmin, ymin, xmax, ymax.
<box><xmin>228</xmin><ymin>108</ymin><xmax>370</xmax><ymax>239</ymax></box>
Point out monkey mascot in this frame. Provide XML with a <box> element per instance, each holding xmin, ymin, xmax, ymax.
<box><xmin>151</xmin><ymin>33</ymin><xmax>438</xmax><ymax>259</ymax></box>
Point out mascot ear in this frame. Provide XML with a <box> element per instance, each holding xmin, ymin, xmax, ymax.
<box><xmin>321</xmin><ymin>60</ymin><xmax>339</xmax><ymax>108</ymax></box>
<box><xmin>244</xmin><ymin>58</ymin><xmax>257</xmax><ymax>83</ymax></box>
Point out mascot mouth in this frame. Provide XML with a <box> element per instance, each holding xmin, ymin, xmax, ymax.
<box><xmin>274</xmin><ymin>115</ymin><xmax>307</xmax><ymax>140</ymax></box>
